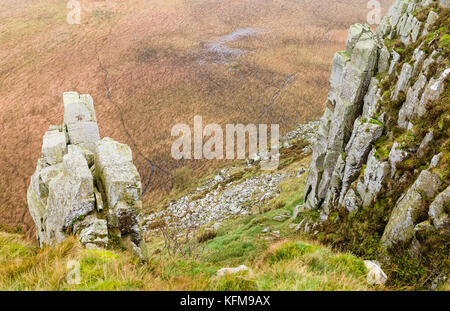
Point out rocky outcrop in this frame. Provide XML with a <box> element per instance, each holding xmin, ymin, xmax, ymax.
<box><xmin>304</xmin><ymin>23</ymin><xmax>378</xmax><ymax>211</ymax></box>
<box><xmin>303</xmin><ymin>0</ymin><xmax>449</xmax><ymax>273</ymax></box>
<box><xmin>377</xmin><ymin>0</ymin><xmax>423</xmax><ymax>43</ymax></box>
<box><xmin>27</xmin><ymin>92</ymin><xmax>146</xmax><ymax>259</ymax></box>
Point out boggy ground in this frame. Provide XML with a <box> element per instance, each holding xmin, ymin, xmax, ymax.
<box><xmin>0</xmin><ymin>0</ymin><xmax>394</xmax><ymax>238</ymax></box>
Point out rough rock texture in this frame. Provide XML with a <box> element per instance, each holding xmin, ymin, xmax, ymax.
<box><xmin>392</xmin><ymin>63</ymin><xmax>413</xmax><ymax>100</ymax></box>
<box><xmin>362</xmin><ymin>78</ymin><xmax>382</xmax><ymax>118</ymax></box>
<box><xmin>417</xmin><ymin>68</ymin><xmax>450</xmax><ymax>116</ymax></box>
<box><xmin>94</xmin><ymin>137</ymin><xmax>143</xmax><ymax>247</ymax></box>
<box><xmin>398</xmin><ymin>74</ymin><xmax>428</xmax><ymax>128</ymax></box>
<box><xmin>338</xmin><ymin>117</ymin><xmax>383</xmax><ymax>206</ymax></box>
<box><xmin>304</xmin><ymin>23</ymin><xmax>378</xmax><ymax>211</ymax></box>
<box><xmin>303</xmin><ymin>0</ymin><xmax>449</xmax><ymax>280</ymax></box>
<box><xmin>388</xmin><ymin>141</ymin><xmax>409</xmax><ymax>178</ymax></box>
<box><xmin>27</xmin><ymin>92</ymin><xmax>146</xmax><ymax>259</ymax></box>
<box><xmin>41</xmin><ymin>129</ymin><xmax>67</xmax><ymax>166</ymax></box>
<box><xmin>440</xmin><ymin>0</ymin><xmax>450</xmax><ymax>8</ymax></box>
<box><xmin>63</xmin><ymin>92</ymin><xmax>100</xmax><ymax>151</ymax></box>
<box><xmin>364</xmin><ymin>260</ymin><xmax>388</xmax><ymax>285</ymax></box>
<box><xmin>429</xmin><ymin>186</ymin><xmax>450</xmax><ymax>230</ymax></box>
<box><xmin>381</xmin><ymin>170</ymin><xmax>441</xmax><ymax>247</ymax></box>
<box><xmin>79</xmin><ymin>217</ymin><xmax>108</xmax><ymax>249</ymax></box>
<box><xmin>356</xmin><ymin>149</ymin><xmax>390</xmax><ymax>208</ymax></box>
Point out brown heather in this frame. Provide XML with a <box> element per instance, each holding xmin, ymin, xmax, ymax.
<box><xmin>0</xmin><ymin>0</ymin><xmax>394</xmax><ymax>239</ymax></box>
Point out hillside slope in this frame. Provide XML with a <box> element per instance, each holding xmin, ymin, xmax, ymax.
<box><xmin>2</xmin><ymin>0</ymin><xmax>448</xmax><ymax>291</ymax></box>
<box><xmin>1</xmin><ymin>215</ymin><xmax>373</xmax><ymax>290</ymax></box>
<box><xmin>0</xmin><ymin>0</ymin><xmax>393</xmax><ymax>238</ymax></box>
<box><xmin>141</xmin><ymin>0</ymin><xmax>450</xmax><ymax>290</ymax></box>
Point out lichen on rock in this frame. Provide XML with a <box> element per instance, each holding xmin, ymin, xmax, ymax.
<box><xmin>27</xmin><ymin>92</ymin><xmax>146</xmax><ymax>260</ymax></box>
<box><xmin>381</xmin><ymin>170</ymin><xmax>441</xmax><ymax>247</ymax></box>
<box><xmin>304</xmin><ymin>22</ymin><xmax>378</xmax><ymax>212</ymax></box>
<box><xmin>301</xmin><ymin>0</ymin><xmax>449</xmax><ymax>288</ymax></box>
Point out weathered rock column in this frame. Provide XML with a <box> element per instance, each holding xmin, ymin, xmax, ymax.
<box><xmin>304</xmin><ymin>24</ymin><xmax>378</xmax><ymax>212</ymax></box>
<box><xmin>27</xmin><ymin>92</ymin><xmax>147</xmax><ymax>259</ymax></box>
<box><xmin>94</xmin><ymin>137</ymin><xmax>146</xmax><ymax>257</ymax></box>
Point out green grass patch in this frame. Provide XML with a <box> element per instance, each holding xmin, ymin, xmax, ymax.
<box><xmin>265</xmin><ymin>241</ymin><xmax>318</xmax><ymax>264</ymax></box>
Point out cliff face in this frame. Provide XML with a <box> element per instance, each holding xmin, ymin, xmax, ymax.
<box><xmin>21</xmin><ymin>0</ymin><xmax>449</xmax><ymax>288</ymax></box>
<box><xmin>27</xmin><ymin>92</ymin><xmax>147</xmax><ymax>260</ymax></box>
<box><xmin>302</xmin><ymin>0</ymin><xmax>449</xmax><ymax>286</ymax></box>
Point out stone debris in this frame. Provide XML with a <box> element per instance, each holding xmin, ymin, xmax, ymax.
<box><xmin>262</xmin><ymin>227</ymin><xmax>271</xmax><ymax>233</ymax></box>
<box><xmin>273</xmin><ymin>214</ymin><xmax>289</xmax><ymax>222</ymax></box>
<box><xmin>141</xmin><ymin>118</ymin><xmax>319</xmax><ymax>235</ymax></box>
<box><xmin>364</xmin><ymin>260</ymin><xmax>388</xmax><ymax>285</ymax></box>
<box><xmin>143</xmin><ymin>172</ymin><xmax>289</xmax><ymax>232</ymax></box>
<box><xmin>280</xmin><ymin>121</ymin><xmax>320</xmax><ymax>146</ymax></box>
<box><xmin>217</xmin><ymin>265</ymin><xmax>249</xmax><ymax>276</ymax></box>
<box><xmin>290</xmin><ymin>204</ymin><xmax>302</xmax><ymax>220</ymax></box>
<box><xmin>271</xmin><ymin>230</ymin><xmax>281</xmax><ymax>237</ymax></box>
<box><xmin>290</xmin><ymin>223</ymin><xmax>302</xmax><ymax>232</ymax></box>
<box><xmin>296</xmin><ymin>168</ymin><xmax>306</xmax><ymax>177</ymax></box>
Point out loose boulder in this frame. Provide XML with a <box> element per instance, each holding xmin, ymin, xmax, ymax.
<box><xmin>364</xmin><ymin>260</ymin><xmax>388</xmax><ymax>285</ymax></box>
<box><xmin>217</xmin><ymin>265</ymin><xmax>249</xmax><ymax>276</ymax></box>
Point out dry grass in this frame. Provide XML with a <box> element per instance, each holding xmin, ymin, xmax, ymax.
<box><xmin>0</xmin><ymin>0</ymin><xmax>394</xmax><ymax>238</ymax></box>
<box><xmin>0</xmin><ymin>230</ymin><xmax>371</xmax><ymax>291</ymax></box>
<box><xmin>0</xmin><ymin>231</ymin><xmax>153</xmax><ymax>290</ymax></box>
<box><xmin>0</xmin><ymin>148</ymin><xmax>402</xmax><ymax>291</ymax></box>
